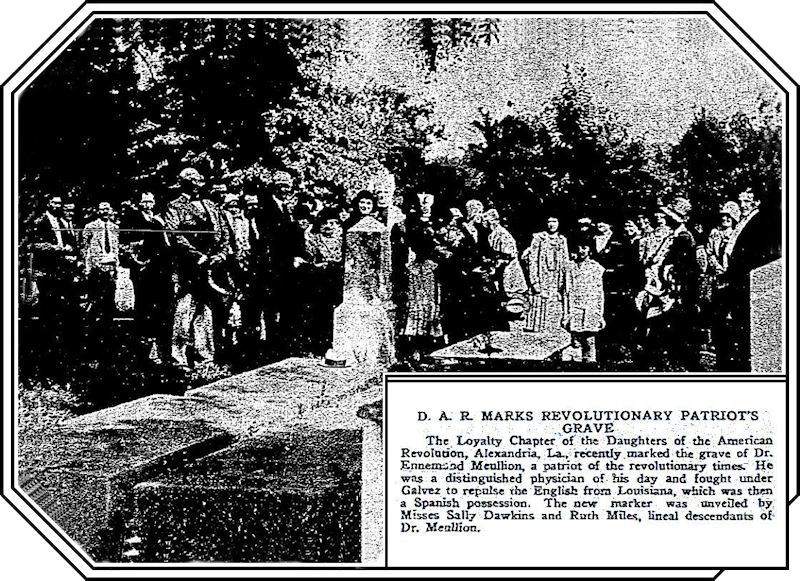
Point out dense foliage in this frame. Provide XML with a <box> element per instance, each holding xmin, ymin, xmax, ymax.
<box><xmin>463</xmin><ymin>65</ymin><xmax>782</xmax><ymax>243</ymax></box>
<box><xmin>19</xmin><ymin>19</ymin><xmax>782</xmax><ymax>251</ymax></box>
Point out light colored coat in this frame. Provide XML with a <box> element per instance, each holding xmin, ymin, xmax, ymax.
<box><xmin>83</xmin><ymin>218</ymin><xmax>119</xmax><ymax>273</ymax></box>
<box><xmin>563</xmin><ymin>258</ymin><xmax>606</xmax><ymax>333</ymax></box>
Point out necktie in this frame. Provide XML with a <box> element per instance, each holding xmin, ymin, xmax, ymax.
<box><xmin>103</xmin><ymin>222</ymin><xmax>111</xmax><ymax>254</ymax></box>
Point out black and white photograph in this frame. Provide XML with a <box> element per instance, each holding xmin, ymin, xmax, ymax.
<box><xmin>1</xmin><ymin>1</ymin><xmax>796</xmax><ymax>578</ymax></box>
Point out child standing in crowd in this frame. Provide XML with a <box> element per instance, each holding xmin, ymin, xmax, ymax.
<box><xmin>561</xmin><ymin>239</ymin><xmax>606</xmax><ymax>363</ymax></box>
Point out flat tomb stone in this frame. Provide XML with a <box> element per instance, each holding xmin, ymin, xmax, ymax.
<box><xmin>20</xmin><ymin>419</ymin><xmax>231</xmax><ymax>562</ymax></box>
<box><xmin>64</xmin><ymin>357</ymin><xmax>383</xmax><ymax>437</ymax></box>
<box><xmin>131</xmin><ymin>428</ymin><xmax>362</xmax><ymax>563</ymax></box>
<box><xmin>430</xmin><ymin>329</ymin><xmax>572</xmax><ymax>361</ymax></box>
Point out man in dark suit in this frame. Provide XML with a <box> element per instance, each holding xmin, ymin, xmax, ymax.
<box><xmin>32</xmin><ymin>195</ymin><xmax>77</xmax><ymax>278</ymax></box>
<box><xmin>61</xmin><ymin>200</ymin><xmax>80</xmax><ymax>252</ymax></box>
<box><xmin>30</xmin><ymin>195</ymin><xmax>83</xmax><ymax>378</ymax></box>
<box><xmin>164</xmin><ymin>168</ymin><xmax>231</xmax><ymax>368</ymax></box>
<box><xmin>222</xmin><ymin>189</ymin><xmax>273</xmax><ymax>361</ymax></box>
<box><xmin>602</xmin><ymin>218</ymin><xmax>643</xmax><ymax>364</ymax></box>
<box><xmin>122</xmin><ymin>192</ymin><xmax>174</xmax><ymax>363</ymax></box>
<box><xmin>258</xmin><ymin>171</ymin><xmax>307</xmax><ymax>358</ymax></box>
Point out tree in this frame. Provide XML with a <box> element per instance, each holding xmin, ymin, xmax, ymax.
<box><xmin>669</xmin><ymin>108</ymin><xmax>739</xmax><ymax>227</ymax></box>
<box><xmin>19</xmin><ymin>19</ymin><xmax>140</xmax><ymax>230</ymax></box>
<box><xmin>270</xmin><ymin>81</ymin><xmax>438</xmax><ymax>197</ymax></box>
<box><xmin>726</xmin><ymin>97</ymin><xmax>782</xmax><ymax>214</ymax></box>
<box><xmin>122</xmin><ymin>19</ymin><xmax>348</xmax><ymax>194</ymax></box>
<box><xmin>400</xmin><ymin>18</ymin><xmax>499</xmax><ymax>71</ymax></box>
<box><xmin>466</xmin><ymin>108</ymin><xmax>553</xmax><ymax>243</ymax></box>
<box><xmin>464</xmin><ymin>64</ymin><xmax>661</xmax><ymax>244</ymax></box>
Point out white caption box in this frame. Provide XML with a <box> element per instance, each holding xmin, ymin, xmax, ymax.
<box><xmin>386</xmin><ymin>379</ymin><xmax>786</xmax><ymax>568</ymax></box>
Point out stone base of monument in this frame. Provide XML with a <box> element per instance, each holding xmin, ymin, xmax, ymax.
<box><xmin>331</xmin><ymin>214</ymin><xmax>397</xmax><ymax>369</ymax></box>
<box><xmin>19</xmin><ymin>419</ymin><xmax>231</xmax><ymax>562</ymax></box>
<box><xmin>333</xmin><ymin>299</ymin><xmax>396</xmax><ymax>368</ymax></box>
<box><xmin>131</xmin><ymin>429</ymin><xmax>362</xmax><ymax>563</ymax></box>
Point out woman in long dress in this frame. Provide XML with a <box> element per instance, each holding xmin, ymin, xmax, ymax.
<box><xmin>401</xmin><ymin>193</ymin><xmax>445</xmax><ymax>360</ymax></box>
<box><xmin>522</xmin><ymin>216</ymin><xmax>569</xmax><ymax>333</ymax></box>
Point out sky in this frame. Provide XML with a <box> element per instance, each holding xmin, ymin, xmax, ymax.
<box><xmin>333</xmin><ymin>17</ymin><xmax>780</xmax><ymax>159</ymax></box>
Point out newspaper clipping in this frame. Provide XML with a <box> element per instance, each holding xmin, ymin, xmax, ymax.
<box><xmin>1</xmin><ymin>1</ymin><xmax>796</xmax><ymax>579</ymax></box>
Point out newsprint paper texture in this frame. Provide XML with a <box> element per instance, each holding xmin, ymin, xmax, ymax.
<box><xmin>0</xmin><ymin>1</ymin><xmax>797</xmax><ymax>579</ymax></box>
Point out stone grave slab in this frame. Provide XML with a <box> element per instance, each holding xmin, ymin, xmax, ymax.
<box><xmin>64</xmin><ymin>357</ymin><xmax>383</xmax><ymax>438</ymax></box>
<box><xmin>357</xmin><ymin>400</ymin><xmax>384</xmax><ymax>564</ymax></box>
<box><xmin>132</xmin><ymin>428</ymin><xmax>362</xmax><ymax>563</ymax></box>
<box><xmin>19</xmin><ymin>419</ymin><xmax>231</xmax><ymax>561</ymax></box>
<box><xmin>44</xmin><ymin>357</ymin><xmax>382</xmax><ymax>562</ymax></box>
<box><xmin>430</xmin><ymin>329</ymin><xmax>571</xmax><ymax>363</ymax></box>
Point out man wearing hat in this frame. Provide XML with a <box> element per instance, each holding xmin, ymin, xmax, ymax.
<box><xmin>577</xmin><ymin>216</ymin><xmax>593</xmax><ymax>236</ymax></box>
<box><xmin>122</xmin><ymin>192</ymin><xmax>173</xmax><ymax>363</ymax></box>
<box><xmin>259</xmin><ymin>170</ymin><xmax>309</xmax><ymax>357</ymax></box>
<box><xmin>165</xmin><ymin>168</ymin><xmax>231</xmax><ymax>368</ymax></box>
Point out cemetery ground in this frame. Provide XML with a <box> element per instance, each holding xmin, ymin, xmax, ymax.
<box><xmin>17</xmin><ymin>312</ymin><xmax>717</xmax><ymax>465</ymax></box>
<box><xmin>16</xmin><ymin>313</ymin><xmax>381</xmax><ymax>563</ymax></box>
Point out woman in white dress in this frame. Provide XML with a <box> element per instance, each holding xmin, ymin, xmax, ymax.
<box><xmin>522</xmin><ymin>216</ymin><xmax>569</xmax><ymax>333</ymax></box>
<box><xmin>402</xmin><ymin>194</ymin><xmax>445</xmax><ymax>361</ymax></box>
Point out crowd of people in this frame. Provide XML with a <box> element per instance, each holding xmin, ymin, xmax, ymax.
<box><xmin>393</xmin><ymin>189</ymin><xmax>774</xmax><ymax>371</ymax></box>
<box><xmin>25</xmin><ymin>164</ymin><xmax>777</xmax><ymax>378</ymax></box>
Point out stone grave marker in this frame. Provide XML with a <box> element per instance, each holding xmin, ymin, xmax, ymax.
<box><xmin>333</xmin><ymin>216</ymin><xmax>396</xmax><ymax>368</ymax></box>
